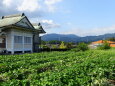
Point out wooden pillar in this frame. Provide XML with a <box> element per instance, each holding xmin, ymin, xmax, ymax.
<box><xmin>11</xmin><ymin>51</ymin><xmax>14</xmax><ymax>54</ymax></box>
<box><xmin>22</xmin><ymin>36</ymin><xmax>24</xmax><ymax>53</ymax></box>
<box><xmin>32</xmin><ymin>34</ymin><xmax>35</xmax><ymax>52</ymax></box>
<box><xmin>11</xmin><ymin>31</ymin><xmax>14</xmax><ymax>54</ymax></box>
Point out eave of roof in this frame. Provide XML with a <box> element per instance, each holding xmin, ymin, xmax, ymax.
<box><xmin>2</xmin><ymin>25</ymin><xmax>35</xmax><ymax>32</ymax></box>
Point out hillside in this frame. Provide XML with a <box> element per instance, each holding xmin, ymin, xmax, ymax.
<box><xmin>42</xmin><ymin>33</ymin><xmax>115</xmax><ymax>42</ymax></box>
<box><xmin>0</xmin><ymin>49</ymin><xmax>115</xmax><ymax>85</ymax></box>
<box><xmin>41</xmin><ymin>33</ymin><xmax>80</xmax><ymax>42</ymax></box>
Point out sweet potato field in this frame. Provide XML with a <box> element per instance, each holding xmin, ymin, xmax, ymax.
<box><xmin>0</xmin><ymin>49</ymin><xmax>115</xmax><ymax>86</ymax></box>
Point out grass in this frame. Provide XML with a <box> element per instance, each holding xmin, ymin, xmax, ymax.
<box><xmin>0</xmin><ymin>49</ymin><xmax>115</xmax><ymax>86</ymax></box>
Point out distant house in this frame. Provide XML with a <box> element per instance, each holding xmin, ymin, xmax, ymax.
<box><xmin>89</xmin><ymin>40</ymin><xmax>115</xmax><ymax>49</ymax></box>
<box><xmin>0</xmin><ymin>13</ymin><xmax>46</xmax><ymax>54</ymax></box>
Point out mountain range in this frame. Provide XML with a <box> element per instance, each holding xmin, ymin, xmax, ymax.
<box><xmin>41</xmin><ymin>33</ymin><xmax>115</xmax><ymax>43</ymax></box>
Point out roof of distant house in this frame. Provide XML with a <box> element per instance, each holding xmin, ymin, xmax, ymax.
<box><xmin>91</xmin><ymin>40</ymin><xmax>115</xmax><ymax>44</ymax></box>
<box><xmin>110</xmin><ymin>44</ymin><xmax>115</xmax><ymax>47</ymax></box>
<box><xmin>91</xmin><ymin>40</ymin><xmax>104</xmax><ymax>44</ymax></box>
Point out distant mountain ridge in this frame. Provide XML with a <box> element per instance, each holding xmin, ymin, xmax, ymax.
<box><xmin>41</xmin><ymin>33</ymin><xmax>115</xmax><ymax>42</ymax></box>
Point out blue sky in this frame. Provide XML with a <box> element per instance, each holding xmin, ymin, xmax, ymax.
<box><xmin>1</xmin><ymin>0</ymin><xmax>115</xmax><ymax>36</ymax></box>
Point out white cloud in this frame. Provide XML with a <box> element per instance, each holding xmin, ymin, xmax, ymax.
<box><xmin>41</xmin><ymin>20</ymin><xmax>54</xmax><ymax>25</ymax></box>
<box><xmin>45</xmin><ymin>0</ymin><xmax>62</xmax><ymax>5</ymax></box>
<box><xmin>1</xmin><ymin>0</ymin><xmax>63</xmax><ymax>13</ymax></box>
<box><xmin>2</xmin><ymin>0</ymin><xmax>13</xmax><ymax>7</ymax></box>
<box><xmin>64</xmin><ymin>25</ymin><xmax>115</xmax><ymax>37</ymax></box>
<box><xmin>40</xmin><ymin>19</ymin><xmax>60</xmax><ymax>29</ymax></box>
<box><xmin>17</xmin><ymin>0</ymin><xmax>41</xmax><ymax>12</ymax></box>
<box><xmin>44</xmin><ymin>0</ymin><xmax>63</xmax><ymax>12</ymax></box>
<box><xmin>1</xmin><ymin>0</ymin><xmax>41</xmax><ymax>12</ymax></box>
<box><xmin>67</xmin><ymin>22</ymin><xmax>72</xmax><ymax>26</ymax></box>
<box><xmin>1</xmin><ymin>0</ymin><xmax>62</xmax><ymax>30</ymax></box>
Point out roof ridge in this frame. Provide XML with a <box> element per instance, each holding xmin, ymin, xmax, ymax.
<box><xmin>2</xmin><ymin>13</ymin><xmax>25</xmax><ymax>19</ymax></box>
<box><xmin>32</xmin><ymin>23</ymin><xmax>41</xmax><ymax>26</ymax></box>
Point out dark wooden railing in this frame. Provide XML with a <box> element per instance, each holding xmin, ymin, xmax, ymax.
<box><xmin>0</xmin><ymin>43</ymin><xmax>6</xmax><ymax>48</ymax></box>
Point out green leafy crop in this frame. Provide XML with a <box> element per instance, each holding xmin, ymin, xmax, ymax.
<box><xmin>0</xmin><ymin>49</ymin><xmax>115</xmax><ymax>86</ymax></box>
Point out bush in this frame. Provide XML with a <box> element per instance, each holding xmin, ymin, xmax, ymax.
<box><xmin>42</xmin><ymin>45</ymin><xmax>50</xmax><ymax>49</ymax></box>
<box><xmin>59</xmin><ymin>41</ymin><xmax>67</xmax><ymax>49</ymax></box>
<box><xmin>71</xmin><ymin>48</ymin><xmax>81</xmax><ymax>52</ymax></box>
<box><xmin>77</xmin><ymin>42</ymin><xmax>89</xmax><ymax>51</ymax></box>
<box><xmin>52</xmin><ymin>45</ymin><xmax>58</xmax><ymax>49</ymax></box>
<box><xmin>66</xmin><ymin>42</ymin><xmax>73</xmax><ymax>49</ymax></box>
<box><xmin>98</xmin><ymin>42</ymin><xmax>110</xmax><ymax>50</ymax></box>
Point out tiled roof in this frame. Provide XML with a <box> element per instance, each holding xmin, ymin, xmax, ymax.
<box><xmin>91</xmin><ymin>40</ymin><xmax>104</xmax><ymax>44</ymax></box>
<box><xmin>91</xmin><ymin>40</ymin><xmax>115</xmax><ymax>47</ymax></box>
<box><xmin>32</xmin><ymin>23</ymin><xmax>41</xmax><ymax>30</ymax></box>
<box><xmin>0</xmin><ymin>13</ymin><xmax>25</xmax><ymax>28</ymax></box>
<box><xmin>110</xmin><ymin>44</ymin><xmax>115</xmax><ymax>47</ymax></box>
<box><xmin>32</xmin><ymin>23</ymin><xmax>46</xmax><ymax>33</ymax></box>
<box><xmin>107</xmin><ymin>41</ymin><xmax>115</xmax><ymax>43</ymax></box>
<box><xmin>92</xmin><ymin>40</ymin><xmax>115</xmax><ymax>44</ymax></box>
<box><xmin>0</xmin><ymin>13</ymin><xmax>46</xmax><ymax>34</ymax></box>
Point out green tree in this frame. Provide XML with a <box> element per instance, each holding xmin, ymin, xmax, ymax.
<box><xmin>66</xmin><ymin>42</ymin><xmax>73</xmax><ymax>49</ymax></box>
<box><xmin>52</xmin><ymin>45</ymin><xmax>58</xmax><ymax>49</ymax></box>
<box><xmin>48</xmin><ymin>40</ymin><xmax>61</xmax><ymax>44</ymax></box>
<box><xmin>106</xmin><ymin>37</ymin><xmax>115</xmax><ymax>41</ymax></box>
<box><xmin>98</xmin><ymin>41</ymin><xmax>110</xmax><ymax>50</ymax></box>
<box><xmin>41</xmin><ymin>40</ymin><xmax>47</xmax><ymax>45</ymax></box>
<box><xmin>59</xmin><ymin>41</ymin><xmax>67</xmax><ymax>49</ymax></box>
<box><xmin>77</xmin><ymin>42</ymin><xmax>89</xmax><ymax>51</ymax></box>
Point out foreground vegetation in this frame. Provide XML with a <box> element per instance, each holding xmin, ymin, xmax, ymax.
<box><xmin>0</xmin><ymin>49</ymin><xmax>115</xmax><ymax>86</ymax></box>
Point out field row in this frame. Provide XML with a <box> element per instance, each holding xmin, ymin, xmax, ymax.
<box><xmin>0</xmin><ymin>49</ymin><xmax>115</xmax><ymax>86</ymax></box>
